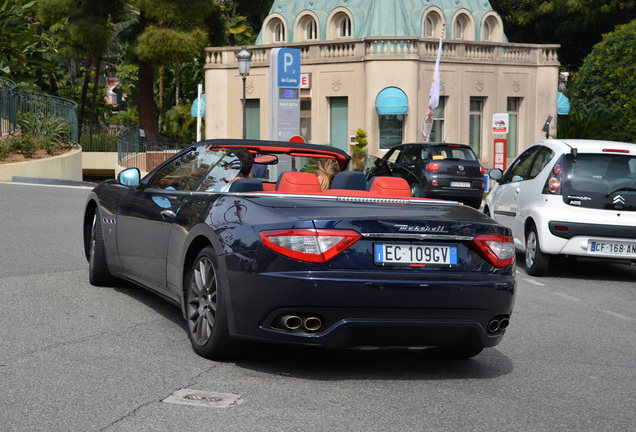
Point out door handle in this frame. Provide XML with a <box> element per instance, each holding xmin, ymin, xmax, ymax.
<box><xmin>161</xmin><ymin>209</ymin><xmax>176</xmax><ymax>219</ymax></box>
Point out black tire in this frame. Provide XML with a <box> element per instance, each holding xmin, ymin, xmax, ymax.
<box><xmin>424</xmin><ymin>345</ymin><xmax>484</xmax><ymax>360</ymax></box>
<box><xmin>88</xmin><ymin>212</ymin><xmax>114</xmax><ymax>286</ymax></box>
<box><xmin>525</xmin><ymin>224</ymin><xmax>550</xmax><ymax>276</ymax></box>
<box><xmin>184</xmin><ymin>246</ymin><xmax>238</xmax><ymax>359</ymax></box>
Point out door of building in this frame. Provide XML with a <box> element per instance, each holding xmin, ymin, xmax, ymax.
<box><xmin>329</xmin><ymin>97</ymin><xmax>348</xmax><ymax>152</ymax></box>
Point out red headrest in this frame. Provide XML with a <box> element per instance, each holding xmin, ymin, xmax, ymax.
<box><xmin>276</xmin><ymin>172</ymin><xmax>322</xmax><ymax>194</ymax></box>
<box><xmin>368</xmin><ymin>176</ymin><xmax>411</xmax><ymax>198</ymax></box>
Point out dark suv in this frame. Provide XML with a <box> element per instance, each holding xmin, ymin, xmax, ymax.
<box><xmin>373</xmin><ymin>143</ymin><xmax>486</xmax><ymax>208</ymax></box>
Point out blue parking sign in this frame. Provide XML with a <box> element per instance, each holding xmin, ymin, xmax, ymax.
<box><xmin>276</xmin><ymin>48</ymin><xmax>300</xmax><ymax>87</ymax></box>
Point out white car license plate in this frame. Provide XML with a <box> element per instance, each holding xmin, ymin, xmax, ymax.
<box><xmin>589</xmin><ymin>240</ymin><xmax>636</xmax><ymax>256</ymax></box>
<box><xmin>450</xmin><ymin>181</ymin><xmax>471</xmax><ymax>188</ymax></box>
<box><xmin>375</xmin><ymin>244</ymin><xmax>458</xmax><ymax>266</ymax></box>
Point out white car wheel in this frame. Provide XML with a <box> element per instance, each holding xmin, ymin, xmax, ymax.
<box><xmin>525</xmin><ymin>225</ymin><xmax>550</xmax><ymax>276</ymax></box>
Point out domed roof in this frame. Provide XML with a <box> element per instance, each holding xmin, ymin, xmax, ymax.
<box><xmin>260</xmin><ymin>0</ymin><xmax>499</xmax><ymax>40</ymax></box>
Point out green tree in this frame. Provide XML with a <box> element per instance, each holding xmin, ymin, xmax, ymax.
<box><xmin>38</xmin><ymin>0</ymin><xmax>125</xmax><ymax>126</ymax></box>
<box><xmin>568</xmin><ymin>19</ymin><xmax>636</xmax><ymax>142</ymax></box>
<box><xmin>0</xmin><ymin>0</ymin><xmax>48</xmax><ymax>84</ymax></box>
<box><xmin>129</xmin><ymin>0</ymin><xmax>214</xmax><ymax>142</ymax></box>
<box><xmin>491</xmin><ymin>0</ymin><xmax>636</xmax><ymax>70</ymax></box>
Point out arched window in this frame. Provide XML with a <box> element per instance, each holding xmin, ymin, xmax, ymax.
<box><xmin>273</xmin><ymin>20</ymin><xmax>285</xmax><ymax>42</ymax></box>
<box><xmin>422</xmin><ymin>10</ymin><xmax>444</xmax><ymax>38</ymax></box>
<box><xmin>481</xmin><ymin>15</ymin><xmax>502</xmax><ymax>42</ymax></box>
<box><xmin>424</xmin><ymin>16</ymin><xmax>435</xmax><ymax>38</ymax></box>
<box><xmin>305</xmin><ymin>18</ymin><xmax>317</xmax><ymax>40</ymax></box>
<box><xmin>483</xmin><ymin>20</ymin><xmax>492</xmax><ymax>41</ymax></box>
<box><xmin>454</xmin><ymin>16</ymin><xmax>465</xmax><ymax>40</ymax></box>
<box><xmin>338</xmin><ymin>15</ymin><xmax>351</xmax><ymax>38</ymax></box>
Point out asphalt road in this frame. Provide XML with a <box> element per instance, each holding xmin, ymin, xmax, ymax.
<box><xmin>1</xmin><ymin>182</ymin><xmax>634</xmax><ymax>432</ymax></box>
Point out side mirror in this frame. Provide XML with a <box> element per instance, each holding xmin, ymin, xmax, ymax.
<box><xmin>489</xmin><ymin>168</ymin><xmax>503</xmax><ymax>181</ymax></box>
<box><xmin>118</xmin><ymin>168</ymin><xmax>141</xmax><ymax>187</ymax></box>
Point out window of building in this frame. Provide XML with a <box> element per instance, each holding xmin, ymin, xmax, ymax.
<box><xmin>338</xmin><ymin>15</ymin><xmax>351</xmax><ymax>38</ymax></box>
<box><xmin>454</xmin><ymin>16</ymin><xmax>465</xmax><ymax>40</ymax></box>
<box><xmin>483</xmin><ymin>20</ymin><xmax>492</xmax><ymax>41</ymax></box>
<box><xmin>430</xmin><ymin>97</ymin><xmax>446</xmax><ymax>142</ymax></box>
<box><xmin>273</xmin><ymin>21</ymin><xmax>285</xmax><ymax>42</ymax></box>
<box><xmin>507</xmin><ymin>97</ymin><xmax>521</xmax><ymax>159</ymax></box>
<box><xmin>469</xmin><ymin>97</ymin><xmax>484</xmax><ymax>158</ymax></box>
<box><xmin>379</xmin><ymin>115</ymin><xmax>404</xmax><ymax>149</ymax></box>
<box><xmin>424</xmin><ymin>16</ymin><xmax>435</xmax><ymax>38</ymax></box>
<box><xmin>482</xmin><ymin>15</ymin><xmax>502</xmax><ymax>42</ymax></box>
<box><xmin>423</xmin><ymin>11</ymin><xmax>444</xmax><ymax>38</ymax></box>
<box><xmin>305</xmin><ymin>18</ymin><xmax>317</xmax><ymax>40</ymax></box>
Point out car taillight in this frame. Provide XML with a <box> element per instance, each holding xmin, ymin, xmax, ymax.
<box><xmin>602</xmin><ymin>148</ymin><xmax>630</xmax><ymax>153</ymax></box>
<box><xmin>480</xmin><ymin>166</ymin><xmax>485</xmax><ymax>175</ymax></box>
<box><xmin>469</xmin><ymin>234</ymin><xmax>515</xmax><ymax>268</ymax></box>
<box><xmin>543</xmin><ymin>155</ymin><xmax>565</xmax><ymax>195</ymax></box>
<box><xmin>548</xmin><ymin>177</ymin><xmax>561</xmax><ymax>193</ymax></box>
<box><xmin>427</xmin><ymin>163</ymin><xmax>439</xmax><ymax>172</ymax></box>
<box><xmin>260</xmin><ymin>229</ymin><xmax>361</xmax><ymax>263</ymax></box>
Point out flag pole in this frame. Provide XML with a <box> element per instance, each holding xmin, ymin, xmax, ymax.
<box><xmin>422</xmin><ymin>24</ymin><xmax>445</xmax><ymax>142</ymax></box>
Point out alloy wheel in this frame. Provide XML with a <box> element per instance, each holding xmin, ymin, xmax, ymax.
<box><xmin>187</xmin><ymin>256</ymin><xmax>218</xmax><ymax>346</ymax></box>
<box><xmin>525</xmin><ymin>229</ymin><xmax>538</xmax><ymax>269</ymax></box>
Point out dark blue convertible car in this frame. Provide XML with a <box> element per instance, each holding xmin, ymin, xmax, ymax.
<box><xmin>84</xmin><ymin>139</ymin><xmax>516</xmax><ymax>360</ymax></box>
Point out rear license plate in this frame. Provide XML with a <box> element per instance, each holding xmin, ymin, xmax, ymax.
<box><xmin>374</xmin><ymin>244</ymin><xmax>458</xmax><ymax>266</ymax></box>
<box><xmin>589</xmin><ymin>240</ymin><xmax>636</xmax><ymax>256</ymax></box>
<box><xmin>450</xmin><ymin>181</ymin><xmax>471</xmax><ymax>188</ymax></box>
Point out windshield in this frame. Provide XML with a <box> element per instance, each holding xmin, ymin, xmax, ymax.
<box><xmin>150</xmin><ymin>147</ymin><xmax>241</xmax><ymax>192</ymax></box>
<box><xmin>355</xmin><ymin>154</ymin><xmax>425</xmax><ymax>197</ymax></box>
<box><xmin>563</xmin><ymin>153</ymin><xmax>636</xmax><ymax>210</ymax></box>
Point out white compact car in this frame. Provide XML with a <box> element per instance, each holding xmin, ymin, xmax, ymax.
<box><xmin>484</xmin><ymin>139</ymin><xmax>636</xmax><ymax>276</ymax></box>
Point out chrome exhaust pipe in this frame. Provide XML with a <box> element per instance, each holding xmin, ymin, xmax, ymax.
<box><xmin>281</xmin><ymin>315</ymin><xmax>302</xmax><ymax>330</ymax></box>
<box><xmin>498</xmin><ymin>317</ymin><xmax>510</xmax><ymax>330</ymax></box>
<box><xmin>488</xmin><ymin>319</ymin><xmax>500</xmax><ymax>333</ymax></box>
<box><xmin>303</xmin><ymin>316</ymin><xmax>322</xmax><ymax>332</ymax></box>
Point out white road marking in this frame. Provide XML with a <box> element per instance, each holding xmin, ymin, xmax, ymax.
<box><xmin>554</xmin><ymin>292</ymin><xmax>581</xmax><ymax>302</ymax></box>
<box><xmin>524</xmin><ymin>278</ymin><xmax>545</xmax><ymax>286</ymax></box>
<box><xmin>600</xmin><ymin>310</ymin><xmax>633</xmax><ymax>321</ymax></box>
<box><xmin>0</xmin><ymin>181</ymin><xmax>93</xmax><ymax>190</ymax></box>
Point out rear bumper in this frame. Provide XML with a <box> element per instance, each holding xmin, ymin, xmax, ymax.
<box><xmin>423</xmin><ymin>186</ymin><xmax>484</xmax><ymax>203</ymax></box>
<box><xmin>540</xmin><ymin>219</ymin><xmax>636</xmax><ymax>259</ymax></box>
<box><xmin>225</xmin><ymin>267</ymin><xmax>515</xmax><ymax>350</ymax></box>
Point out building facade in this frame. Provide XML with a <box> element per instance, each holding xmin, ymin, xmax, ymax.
<box><xmin>204</xmin><ymin>0</ymin><xmax>560</xmax><ymax>167</ymax></box>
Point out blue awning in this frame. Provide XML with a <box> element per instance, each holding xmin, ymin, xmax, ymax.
<box><xmin>376</xmin><ymin>87</ymin><xmax>408</xmax><ymax>115</ymax></box>
<box><xmin>557</xmin><ymin>92</ymin><xmax>570</xmax><ymax>115</ymax></box>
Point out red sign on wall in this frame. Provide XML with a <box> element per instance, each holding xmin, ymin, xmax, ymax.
<box><xmin>494</xmin><ymin>138</ymin><xmax>507</xmax><ymax>171</ymax></box>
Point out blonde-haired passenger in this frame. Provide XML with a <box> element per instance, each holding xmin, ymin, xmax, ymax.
<box><xmin>315</xmin><ymin>158</ymin><xmax>340</xmax><ymax>190</ymax></box>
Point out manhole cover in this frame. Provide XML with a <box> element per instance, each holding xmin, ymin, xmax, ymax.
<box><xmin>163</xmin><ymin>389</ymin><xmax>242</xmax><ymax>408</ymax></box>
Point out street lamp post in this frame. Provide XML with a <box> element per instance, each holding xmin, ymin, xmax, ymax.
<box><xmin>237</xmin><ymin>46</ymin><xmax>252</xmax><ymax>139</ymax></box>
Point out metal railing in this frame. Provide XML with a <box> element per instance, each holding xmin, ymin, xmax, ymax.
<box><xmin>0</xmin><ymin>76</ymin><xmax>79</xmax><ymax>144</ymax></box>
<box><xmin>81</xmin><ymin>124</ymin><xmax>124</xmax><ymax>152</ymax></box>
<box><xmin>18</xmin><ymin>87</ymin><xmax>78</xmax><ymax>143</ymax></box>
<box><xmin>0</xmin><ymin>77</ymin><xmax>18</xmax><ymax>135</ymax></box>
<box><xmin>117</xmin><ymin>125</ymin><xmax>189</xmax><ymax>172</ymax></box>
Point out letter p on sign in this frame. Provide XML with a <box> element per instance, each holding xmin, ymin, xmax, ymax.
<box><xmin>284</xmin><ymin>53</ymin><xmax>294</xmax><ymax>72</ymax></box>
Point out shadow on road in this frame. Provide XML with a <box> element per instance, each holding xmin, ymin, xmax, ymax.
<box><xmin>112</xmin><ymin>282</ymin><xmax>514</xmax><ymax>382</ymax></box>
<box><xmin>517</xmin><ymin>252</ymin><xmax>636</xmax><ymax>281</ymax></box>
<box><xmin>234</xmin><ymin>343</ymin><xmax>513</xmax><ymax>381</ymax></box>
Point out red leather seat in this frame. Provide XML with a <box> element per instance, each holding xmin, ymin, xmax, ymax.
<box><xmin>276</xmin><ymin>172</ymin><xmax>322</xmax><ymax>194</ymax></box>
